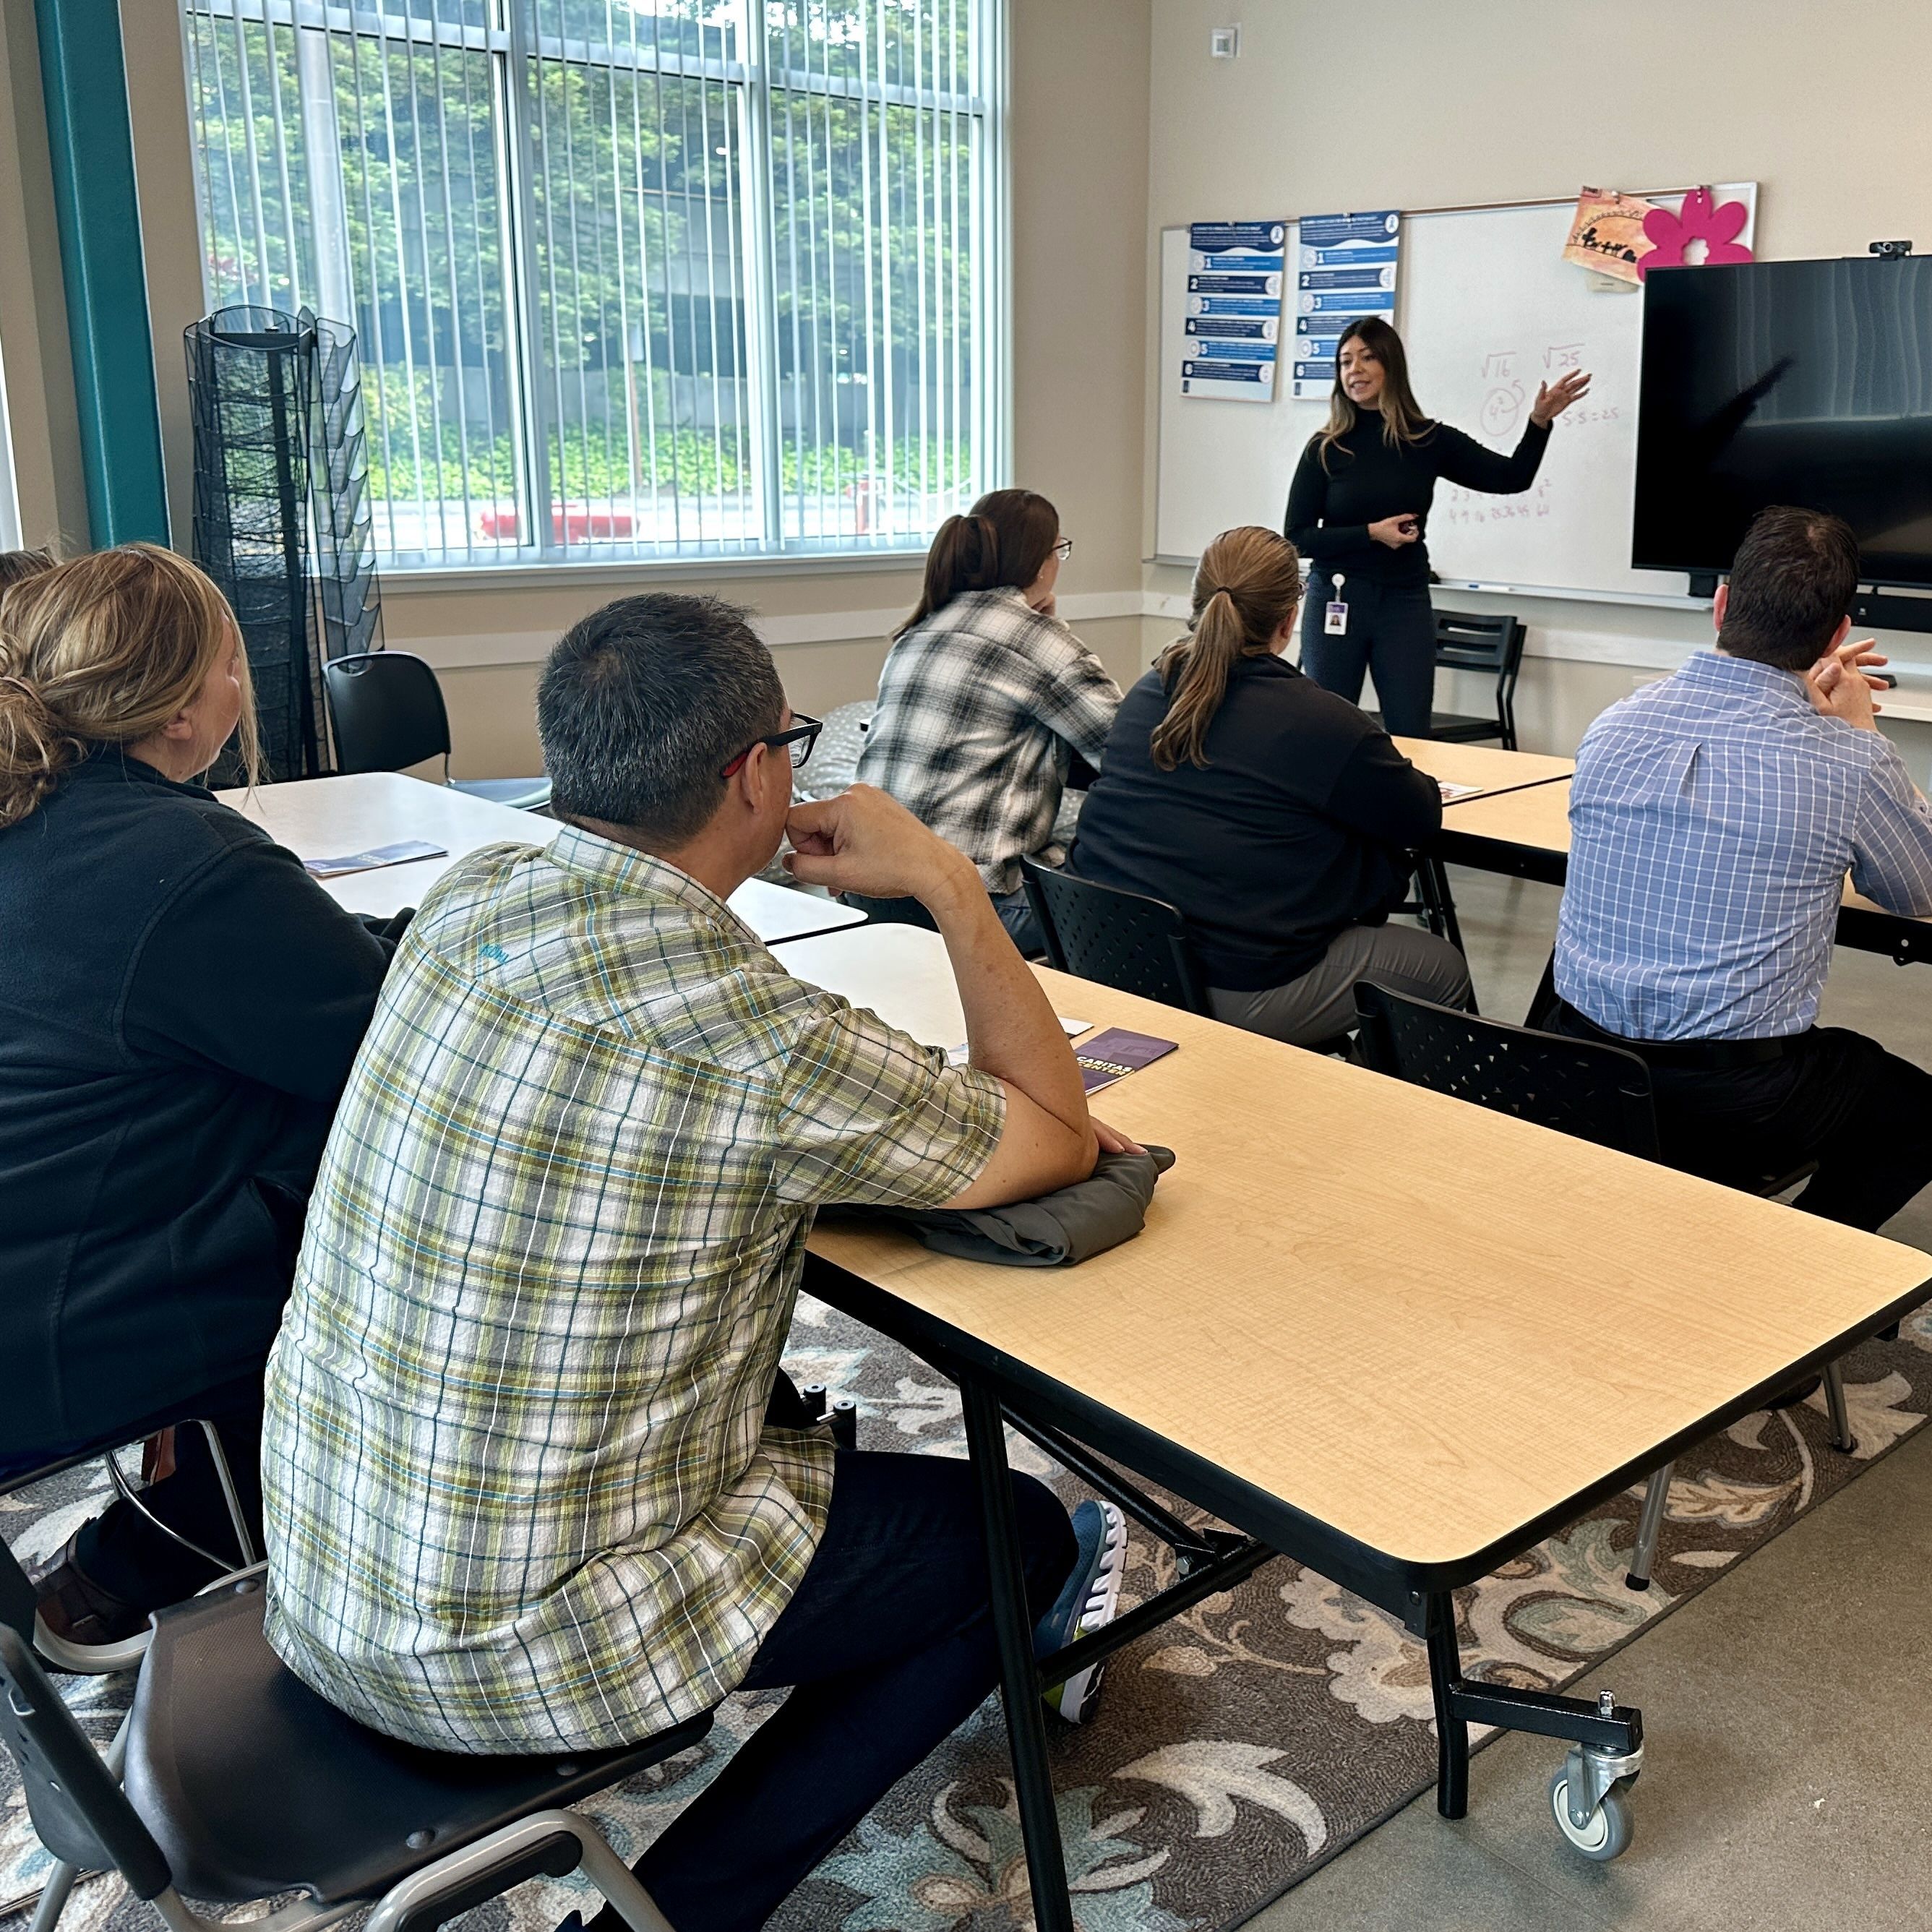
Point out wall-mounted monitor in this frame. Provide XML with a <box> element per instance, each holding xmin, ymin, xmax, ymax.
<box><xmin>1634</xmin><ymin>254</ymin><xmax>1932</xmax><ymax>588</ymax></box>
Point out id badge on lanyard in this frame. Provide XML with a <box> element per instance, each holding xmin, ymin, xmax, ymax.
<box><xmin>1324</xmin><ymin>572</ymin><xmax>1349</xmax><ymax>635</ymax></box>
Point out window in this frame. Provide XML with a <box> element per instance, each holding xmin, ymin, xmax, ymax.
<box><xmin>179</xmin><ymin>1</ymin><xmax>1005</xmax><ymax>570</ymax></box>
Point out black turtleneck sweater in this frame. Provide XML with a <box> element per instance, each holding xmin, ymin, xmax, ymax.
<box><xmin>1284</xmin><ymin>413</ymin><xmax>1551</xmax><ymax>586</ymax></box>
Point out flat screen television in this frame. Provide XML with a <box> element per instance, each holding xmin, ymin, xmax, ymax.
<box><xmin>1634</xmin><ymin>254</ymin><xmax>1932</xmax><ymax>586</ymax></box>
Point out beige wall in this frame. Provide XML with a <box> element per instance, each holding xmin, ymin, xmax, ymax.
<box><xmin>95</xmin><ymin>0</ymin><xmax>1153</xmax><ymax>777</ymax></box>
<box><xmin>1143</xmin><ymin>0</ymin><xmax>1932</xmax><ymax>769</ymax></box>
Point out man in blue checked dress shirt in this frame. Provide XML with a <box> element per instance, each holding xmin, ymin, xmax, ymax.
<box><xmin>1550</xmin><ymin>505</ymin><xmax>1932</xmax><ymax>1231</ymax></box>
<box><xmin>260</xmin><ymin>592</ymin><xmax>1133</xmax><ymax>1932</ymax></box>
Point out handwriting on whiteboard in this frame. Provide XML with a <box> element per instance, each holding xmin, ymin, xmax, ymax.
<box><xmin>1473</xmin><ymin>343</ymin><xmax>1605</xmax><ymax>442</ymax></box>
<box><xmin>1435</xmin><ymin>475</ymin><xmax>1555</xmax><ymax>527</ymax></box>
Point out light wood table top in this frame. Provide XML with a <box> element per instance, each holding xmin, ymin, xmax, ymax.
<box><xmin>1392</xmin><ymin>737</ymin><xmax>1574</xmax><ymax>801</ymax></box>
<box><xmin>1432</xmin><ymin>774</ymin><xmax>1574</xmax><ymax>852</ymax></box>
<box><xmin>218</xmin><ymin>771</ymin><xmax>867</xmax><ymax>944</ymax></box>
<box><xmin>779</xmin><ymin>923</ymin><xmax>1929</xmax><ymax>1578</ymax></box>
<box><xmin>1424</xmin><ymin>778</ymin><xmax>1932</xmax><ymax>932</ymax></box>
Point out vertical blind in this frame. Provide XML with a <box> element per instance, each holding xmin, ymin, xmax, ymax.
<box><xmin>0</xmin><ymin>345</ymin><xmax>20</xmax><ymax>549</ymax></box>
<box><xmin>180</xmin><ymin>0</ymin><xmax>1005</xmax><ymax>569</ymax></box>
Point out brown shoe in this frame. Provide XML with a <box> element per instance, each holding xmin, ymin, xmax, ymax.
<box><xmin>28</xmin><ymin>1533</ymin><xmax>150</xmax><ymax>1648</ymax></box>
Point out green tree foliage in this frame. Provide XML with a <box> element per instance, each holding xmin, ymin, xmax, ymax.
<box><xmin>182</xmin><ymin>0</ymin><xmax>986</xmax><ymax>557</ymax></box>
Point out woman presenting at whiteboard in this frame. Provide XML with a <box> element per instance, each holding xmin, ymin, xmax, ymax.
<box><xmin>1284</xmin><ymin>316</ymin><xmax>1589</xmax><ymax>735</ymax></box>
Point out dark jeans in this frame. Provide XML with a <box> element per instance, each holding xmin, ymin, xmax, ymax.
<box><xmin>841</xmin><ymin>884</ymin><xmax>1044</xmax><ymax>958</ymax></box>
<box><xmin>69</xmin><ymin>1399</ymin><xmax>264</xmax><ymax>1609</ymax></box>
<box><xmin>1300</xmin><ymin>572</ymin><xmax>1438</xmax><ymax>737</ymax></box>
<box><xmin>1547</xmin><ymin>1008</ymin><xmax>1932</xmax><ymax>1233</ymax></box>
<box><xmin>604</xmin><ymin>1448</ymin><xmax>1076</xmax><ymax>1932</ymax></box>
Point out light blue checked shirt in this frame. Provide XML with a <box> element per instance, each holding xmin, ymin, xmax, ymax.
<box><xmin>1556</xmin><ymin>650</ymin><xmax>1932</xmax><ymax>1042</ymax></box>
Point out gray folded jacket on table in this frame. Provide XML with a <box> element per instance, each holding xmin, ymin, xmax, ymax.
<box><xmin>841</xmin><ymin>1144</ymin><xmax>1175</xmax><ymax>1267</ymax></box>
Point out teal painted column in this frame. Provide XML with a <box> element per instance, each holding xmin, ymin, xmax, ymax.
<box><xmin>35</xmin><ymin>0</ymin><xmax>170</xmax><ymax>547</ymax></box>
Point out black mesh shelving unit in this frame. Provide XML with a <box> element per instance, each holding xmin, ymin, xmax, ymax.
<box><xmin>186</xmin><ymin>305</ymin><xmax>384</xmax><ymax>783</ymax></box>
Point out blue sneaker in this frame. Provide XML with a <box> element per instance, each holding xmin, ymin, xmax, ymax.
<box><xmin>1036</xmin><ymin>1500</ymin><xmax>1128</xmax><ymax>1724</ymax></box>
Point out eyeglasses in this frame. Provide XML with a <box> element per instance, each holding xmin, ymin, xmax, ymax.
<box><xmin>721</xmin><ymin>711</ymin><xmax>822</xmax><ymax>780</ymax></box>
<box><xmin>1053</xmin><ymin>538</ymin><xmax>1074</xmax><ymax>562</ymax></box>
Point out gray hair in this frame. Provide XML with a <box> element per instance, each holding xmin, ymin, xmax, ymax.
<box><xmin>537</xmin><ymin>592</ymin><xmax>785</xmax><ymax>844</ymax></box>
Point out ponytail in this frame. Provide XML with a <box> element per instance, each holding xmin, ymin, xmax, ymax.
<box><xmin>895</xmin><ymin>488</ymin><xmax>1061</xmax><ymax>637</ymax></box>
<box><xmin>0</xmin><ymin>544</ymin><xmax>259</xmax><ymax>830</ymax></box>
<box><xmin>1149</xmin><ymin>526</ymin><xmax>1304</xmax><ymax>771</ymax></box>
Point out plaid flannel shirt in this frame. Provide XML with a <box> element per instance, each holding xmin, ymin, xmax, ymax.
<box><xmin>262</xmin><ymin>827</ymin><xmax>1003</xmax><ymax>1753</ymax></box>
<box><xmin>1557</xmin><ymin>650</ymin><xmax>1932</xmax><ymax>1040</ymax></box>
<box><xmin>856</xmin><ymin>588</ymin><xmax>1122</xmax><ymax>893</ymax></box>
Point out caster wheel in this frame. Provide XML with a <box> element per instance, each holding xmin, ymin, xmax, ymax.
<box><xmin>1548</xmin><ymin>1768</ymin><xmax>1634</xmax><ymax>1860</ymax></box>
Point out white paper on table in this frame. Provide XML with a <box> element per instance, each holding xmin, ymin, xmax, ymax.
<box><xmin>303</xmin><ymin>838</ymin><xmax>447</xmax><ymax>879</ymax></box>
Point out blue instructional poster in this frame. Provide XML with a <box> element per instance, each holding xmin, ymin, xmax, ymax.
<box><xmin>1181</xmin><ymin>220</ymin><xmax>1287</xmax><ymax>403</ymax></box>
<box><xmin>1292</xmin><ymin>210</ymin><xmax>1401</xmax><ymax>399</ymax></box>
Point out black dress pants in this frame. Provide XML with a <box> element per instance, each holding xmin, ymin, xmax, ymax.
<box><xmin>601</xmin><ymin>1447</ymin><xmax>1076</xmax><ymax>1932</ymax></box>
<box><xmin>1547</xmin><ymin>1013</ymin><xmax>1932</xmax><ymax>1233</ymax></box>
<box><xmin>1300</xmin><ymin>572</ymin><xmax>1438</xmax><ymax>737</ymax></box>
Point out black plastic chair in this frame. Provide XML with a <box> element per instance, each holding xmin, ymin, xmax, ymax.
<box><xmin>324</xmin><ymin>651</ymin><xmax>551</xmax><ymax>810</ymax></box>
<box><xmin>1352</xmin><ymin>981</ymin><xmax>1847</xmax><ymax>1589</ymax></box>
<box><xmin>1368</xmin><ymin>611</ymin><xmax>1527</xmax><ymax>749</ymax></box>
<box><xmin>3</xmin><ymin>1415</ymin><xmax>265</xmax><ymax>1932</ymax></box>
<box><xmin>1353</xmin><ymin>979</ymin><xmax>1658</xmax><ymax>1156</ymax></box>
<box><xmin>0</xmin><ymin>1581</ymin><xmax>708</xmax><ymax>1932</ymax></box>
<box><xmin>1020</xmin><ymin>858</ymin><xmax>1210</xmax><ymax>1015</ymax></box>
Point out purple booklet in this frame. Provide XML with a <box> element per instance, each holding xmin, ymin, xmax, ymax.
<box><xmin>1075</xmin><ymin>1027</ymin><xmax>1178</xmax><ymax>1094</ymax></box>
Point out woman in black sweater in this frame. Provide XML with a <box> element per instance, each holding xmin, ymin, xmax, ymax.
<box><xmin>0</xmin><ymin>545</ymin><xmax>404</xmax><ymax>1642</ymax></box>
<box><xmin>1283</xmin><ymin>316</ymin><xmax>1589</xmax><ymax>735</ymax></box>
<box><xmin>1068</xmin><ymin>527</ymin><xmax>1472</xmax><ymax>1046</ymax></box>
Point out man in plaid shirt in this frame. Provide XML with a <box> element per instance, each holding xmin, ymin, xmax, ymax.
<box><xmin>261</xmin><ymin>592</ymin><xmax>1132</xmax><ymax>1932</ymax></box>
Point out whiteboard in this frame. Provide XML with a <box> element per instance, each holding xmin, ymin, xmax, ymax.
<box><xmin>1154</xmin><ymin>186</ymin><xmax>1756</xmax><ymax>605</ymax></box>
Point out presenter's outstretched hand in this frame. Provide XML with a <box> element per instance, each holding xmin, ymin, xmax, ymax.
<box><xmin>783</xmin><ymin>783</ymin><xmax>980</xmax><ymax>906</ymax></box>
<box><xmin>1529</xmin><ymin>369</ymin><xmax>1592</xmax><ymax>426</ymax></box>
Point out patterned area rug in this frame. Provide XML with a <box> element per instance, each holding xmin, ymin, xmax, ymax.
<box><xmin>7</xmin><ymin>1292</ymin><xmax>1932</xmax><ymax>1932</ymax></box>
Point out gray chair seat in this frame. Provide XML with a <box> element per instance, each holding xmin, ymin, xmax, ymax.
<box><xmin>792</xmin><ymin>698</ymin><xmax>874</xmax><ymax>803</ymax></box>
<box><xmin>453</xmin><ymin>776</ymin><xmax>553</xmax><ymax>812</ymax></box>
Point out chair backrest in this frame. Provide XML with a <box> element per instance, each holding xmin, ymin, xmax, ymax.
<box><xmin>1021</xmin><ymin>859</ymin><xmax>1210</xmax><ymax>1014</ymax></box>
<box><xmin>1434</xmin><ymin>611</ymin><xmax>1527</xmax><ymax>687</ymax></box>
<box><xmin>0</xmin><ymin>1623</ymin><xmax>175</xmax><ymax>1901</ymax></box>
<box><xmin>1352</xmin><ymin>980</ymin><xmax>1661</xmax><ymax>1159</ymax></box>
<box><xmin>323</xmin><ymin>651</ymin><xmax>452</xmax><ymax>775</ymax></box>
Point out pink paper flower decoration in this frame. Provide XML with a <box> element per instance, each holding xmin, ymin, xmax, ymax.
<box><xmin>1639</xmin><ymin>188</ymin><xmax>1753</xmax><ymax>279</ymax></box>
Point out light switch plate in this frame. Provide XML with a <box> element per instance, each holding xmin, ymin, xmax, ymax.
<box><xmin>1209</xmin><ymin>25</ymin><xmax>1240</xmax><ymax>59</ymax></box>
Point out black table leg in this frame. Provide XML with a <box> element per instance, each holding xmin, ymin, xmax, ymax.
<box><xmin>961</xmin><ymin>1374</ymin><xmax>1075</xmax><ymax>1932</ymax></box>
<box><xmin>1423</xmin><ymin>1590</ymin><xmax>1470</xmax><ymax>1819</ymax></box>
<box><xmin>1420</xmin><ymin>853</ymin><xmax>1467</xmax><ymax>962</ymax></box>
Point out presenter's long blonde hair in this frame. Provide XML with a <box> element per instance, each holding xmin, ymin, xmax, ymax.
<box><xmin>0</xmin><ymin>544</ymin><xmax>259</xmax><ymax>829</ymax></box>
<box><xmin>1150</xmin><ymin>527</ymin><xmax>1302</xmax><ymax>771</ymax></box>
<box><xmin>1316</xmin><ymin>316</ymin><xmax>1432</xmax><ymax>468</ymax></box>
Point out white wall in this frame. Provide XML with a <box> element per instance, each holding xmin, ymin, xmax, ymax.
<box><xmin>1143</xmin><ymin>0</ymin><xmax>1932</xmax><ymax>773</ymax></box>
